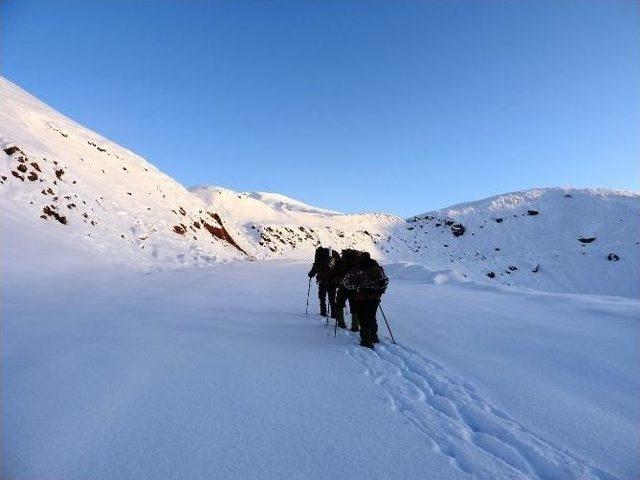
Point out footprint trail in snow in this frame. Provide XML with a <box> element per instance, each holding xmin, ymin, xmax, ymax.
<box><xmin>346</xmin><ymin>342</ymin><xmax>620</xmax><ymax>480</ymax></box>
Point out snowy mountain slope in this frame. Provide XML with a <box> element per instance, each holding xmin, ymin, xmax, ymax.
<box><xmin>0</xmin><ymin>77</ymin><xmax>248</xmax><ymax>268</ymax></box>
<box><xmin>190</xmin><ymin>184</ymin><xmax>407</xmax><ymax>258</ymax></box>
<box><xmin>1</xmin><ymin>76</ymin><xmax>638</xmax><ymax>296</ymax></box>
<box><xmin>192</xmin><ymin>184</ymin><xmax>640</xmax><ymax>297</ymax></box>
<box><xmin>401</xmin><ymin>188</ymin><xmax>640</xmax><ymax>297</ymax></box>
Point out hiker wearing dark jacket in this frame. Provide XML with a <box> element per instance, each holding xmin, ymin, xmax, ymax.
<box><xmin>308</xmin><ymin>247</ymin><xmax>341</xmax><ymax>318</ymax></box>
<box><xmin>341</xmin><ymin>252</ymin><xmax>388</xmax><ymax>349</ymax></box>
<box><xmin>335</xmin><ymin>249</ymin><xmax>366</xmax><ymax>331</ymax></box>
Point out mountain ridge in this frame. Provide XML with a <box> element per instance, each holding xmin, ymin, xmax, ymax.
<box><xmin>1</xmin><ymin>76</ymin><xmax>638</xmax><ymax>296</ymax></box>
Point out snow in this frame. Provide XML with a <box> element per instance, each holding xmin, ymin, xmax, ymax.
<box><xmin>2</xmin><ymin>76</ymin><xmax>639</xmax><ymax>479</ymax></box>
<box><xmin>3</xmin><ymin>237</ymin><xmax>638</xmax><ymax>479</ymax></box>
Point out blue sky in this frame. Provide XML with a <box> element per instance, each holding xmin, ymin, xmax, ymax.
<box><xmin>2</xmin><ymin>0</ymin><xmax>638</xmax><ymax>216</ymax></box>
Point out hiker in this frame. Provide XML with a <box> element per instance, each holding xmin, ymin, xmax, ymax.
<box><xmin>341</xmin><ymin>252</ymin><xmax>388</xmax><ymax>349</ymax></box>
<box><xmin>335</xmin><ymin>249</ymin><xmax>364</xmax><ymax>331</ymax></box>
<box><xmin>308</xmin><ymin>246</ymin><xmax>341</xmax><ymax>319</ymax></box>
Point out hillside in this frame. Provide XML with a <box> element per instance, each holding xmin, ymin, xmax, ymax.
<box><xmin>0</xmin><ymin>77</ymin><xmax>247</xmax><ymax>269</ymax></box>
<box><xmin>192</xmin><ymin>185</ymin><xmax>640</xmax><ymax>297</ymax></box>
<box><xmin>1</xmin><ymin>76</ymin><xmax>638</xmax><ymax>297</ymax></box>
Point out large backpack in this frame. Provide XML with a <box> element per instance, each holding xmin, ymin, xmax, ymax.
<box><xmin>341</xmin><ymin>258</ymin><xmax>388</xmax><ymax>294</ymax></box>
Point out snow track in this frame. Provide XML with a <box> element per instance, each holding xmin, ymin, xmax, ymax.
<box><xmin>346</xmin><ymin>341</ymin><xmax>619</xmax><ymax>480</ymax></box>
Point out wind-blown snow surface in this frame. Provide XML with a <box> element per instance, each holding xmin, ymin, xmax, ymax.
<box><xmin>2</xmin><ymin>234</ymin><xmax>639</xmax><ymax>479</ymax></box>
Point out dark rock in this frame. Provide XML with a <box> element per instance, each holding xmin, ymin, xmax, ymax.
<box><xmin>532</xmin><ymin>264</ymin><xmax>540</xmax><ymax>273</ymax></box>
<box><xmin>486</xmin><ymin>272</ymin><xmax>495</xmax><ymax>279</ymax></box>
<box><xmin>27</xmin><ymin>172</ymin><xmax>38</xmax><ymax>181</ymax></box>
<box><xmin>42</xmin><ymin>205</ymin><xmax>67</xmax><ymax>225</ymax></box>
<box><xmin>16</xmin><ymin>163</ymin><xmax>27</xmax><ymax>173</ymax></box>
<box><xmin>508</xmin><ymin>265</ymin><xmax>518</xmax><ymax>271</ymax></box>
<box><xmin>607</xmin><ymin>253</ymin><xmax>620</xmax><ymax>261</ymax></box>
<box><xmin>4</xmin><ymin>146</ymin><xmax>20</xmax><ymax>155</ymax></box>
<box><xmin>527</xmin><ymin>210</ymin><xmax>539</xmax><ymax>216</ymax></box>
<box><xmin>578</xmin><ymin>237</ymin><xmax>596</xmax><ymax>244</ymax></box>
<box><xmin>495</xmin><ymin>218</ymin><xmax>503</xmax><ymax>223</ymax></box>
<box><xmin>451</xmin><ymin>223</ymin><xmax>465</xmax><ymax>237</ymax></box>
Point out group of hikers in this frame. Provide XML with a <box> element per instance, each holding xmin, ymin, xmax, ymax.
<box><xmin>307</xmin><ymin>246</ymin><xmax>389</xmax><ymax>349</ymax></box>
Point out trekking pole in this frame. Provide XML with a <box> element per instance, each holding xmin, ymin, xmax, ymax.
<box><xmin>305</xmin><ymin>277</ymin><xmax>311</xmax><ymax>315</ymax></box>
<box><xmin>378</xmin><ymin>304</ymin><xmax>397</xmax><ymax>345</ymax></box>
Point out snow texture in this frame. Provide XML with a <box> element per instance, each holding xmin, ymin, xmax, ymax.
<box><xmin>1</xmin><ymin>76</ymin><xmax>639</xmax><ymax>479</ymax></box>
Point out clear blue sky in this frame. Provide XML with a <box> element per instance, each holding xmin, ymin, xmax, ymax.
<box><xmin>1</xmin><ymin>0</ymin><xmax>638</xmax><ymax>216</ymax></box>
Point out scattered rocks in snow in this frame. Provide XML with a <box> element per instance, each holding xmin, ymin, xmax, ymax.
<box><xmin>607</xmin><ymin>253</ymin><xmax>620</xmax><ymax>261</ymax></box>
<box><xmin>42</xmin><ymin>205</ymin><xmax>67</xmax><ymax>225</ymax></box>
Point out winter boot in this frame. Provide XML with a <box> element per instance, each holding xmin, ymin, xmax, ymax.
<box><xmin>360</xmin><ymin>340</ymin><xmax>374</xmax><ymax>349</ymax></box>
<box><xmin>336</xmin><ymin>308</ymin><xmax>347</xmax><ymax>329</ymax></box>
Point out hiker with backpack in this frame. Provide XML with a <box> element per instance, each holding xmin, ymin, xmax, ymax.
<box><xmin>341</xmin><ymin>252</ymin><xmax>388</xmax><ymax>349</ymax></box>
<box><xmin>308</xmin><ymin>246</ymin><xmax>342</xmax><ymax>320</ymax></box>
<box><xmin>335</xmin><ymin>249</ymin><xmax>364</xmax><ymax>332</ymax></box>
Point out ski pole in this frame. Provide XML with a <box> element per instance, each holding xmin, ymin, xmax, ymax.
<box><xmin>326</xmin><ymin>298</ymin><xmax>330</xmax><ymax>324</ymax></box>
<box><xmin>306</xmin><ymin>278</ymin><xmax>312</xmax><ymax>315</ymax></box>
<box><xmin>378</xmin><ymin>304</ymin><xmax>397</xmax><ymax>345</ymax></box>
